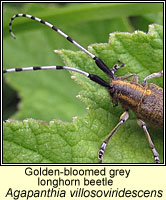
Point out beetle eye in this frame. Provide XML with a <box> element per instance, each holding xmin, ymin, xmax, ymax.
<box><xmin>113</xmin><ymin>102</ymin><xmax>118</xmax><ymax>107</ymax></box>
<box><xmin>109</xmin><ymin>85</ymin><xmax>115</xmax><ymax>93</ymax></box>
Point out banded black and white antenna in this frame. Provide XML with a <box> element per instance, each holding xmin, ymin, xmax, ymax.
<box><xmin>8</xmin><ymin>13</ymin><xmax>114</xmax><ymax>79</ymax></box>
<box><xmin>3</xmin><ymin>65</ymin><xmax>110</xmax><ymax>88</ymax></box>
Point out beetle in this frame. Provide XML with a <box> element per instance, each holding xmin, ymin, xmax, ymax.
<box><xmin>3</xmin><ymin>14</ymin><xmax>163</xmax><ymax>163</ymax></box>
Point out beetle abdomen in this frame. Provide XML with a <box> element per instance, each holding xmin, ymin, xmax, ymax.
<box><xmin>136</xmin><ymin>83</ymin><xmax>163</xmax><ymax>128</ymax></box>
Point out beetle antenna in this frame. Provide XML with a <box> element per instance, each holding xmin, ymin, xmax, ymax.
<box><xmin>9</xmin><ymin>14</ymin><xmax>114</xmax><ymax>79</ymax></box>
<box><xmin>3</xmin><ymin>65</ymin><xmax>110</xmax><ymax>88</ymax></box>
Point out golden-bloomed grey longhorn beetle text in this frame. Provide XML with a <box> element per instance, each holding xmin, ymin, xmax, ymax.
<box><xmin>3</xmin><ymin>14</ymin><xmax>163</xmax><ymax>163</ymax></box>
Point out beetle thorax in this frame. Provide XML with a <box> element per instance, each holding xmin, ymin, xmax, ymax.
<box><xmin>108</xmin><ymin>79</ymin><xmax>145</xmax><ymax>110</ymax></box>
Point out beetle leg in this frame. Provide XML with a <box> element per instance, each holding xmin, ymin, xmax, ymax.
<box><xmin>118</xmin><ymin>74</ymin><xmax>138</xmax><ymax>83</ymax></box>
<box><xmin>142</xmin><ymin>70</ymin><xmax>163</xmax><ymax>86</ymax></box>
<box><xmin>137</xmin><ymin>119</ymin><xmax>160</xmax><ymax>163</ymax></box>
<box><xmin>111</xmin><ymin>63</ymin><xmax>125</xmax><ymax>75</ymax></box>
<box><xmin>110</xmin><ymin>60</ymin><xmax>138</xmax><ymax>83</ymax></box>
<box><xmin>98</xmin><ymin>111</ymin><xmax>129</xmax><ymax>163</ymax></box>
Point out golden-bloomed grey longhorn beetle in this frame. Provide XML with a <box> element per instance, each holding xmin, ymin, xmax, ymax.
<box><xmin>3</xmin><ymin>14</ymin><xmax>163</xmax><ymax>163</ymax></box>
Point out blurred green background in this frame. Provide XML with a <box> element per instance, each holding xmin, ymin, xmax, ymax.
<box><xmin>3</xmin><ymin>2</ymin><xmax>163</xmax><ymax>122</ymax></box>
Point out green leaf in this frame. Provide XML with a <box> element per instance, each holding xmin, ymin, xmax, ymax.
<box><xmin>3</xmin><ymin>24</ymin><xmax>163</xmax><ymax>163</ymax></box>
